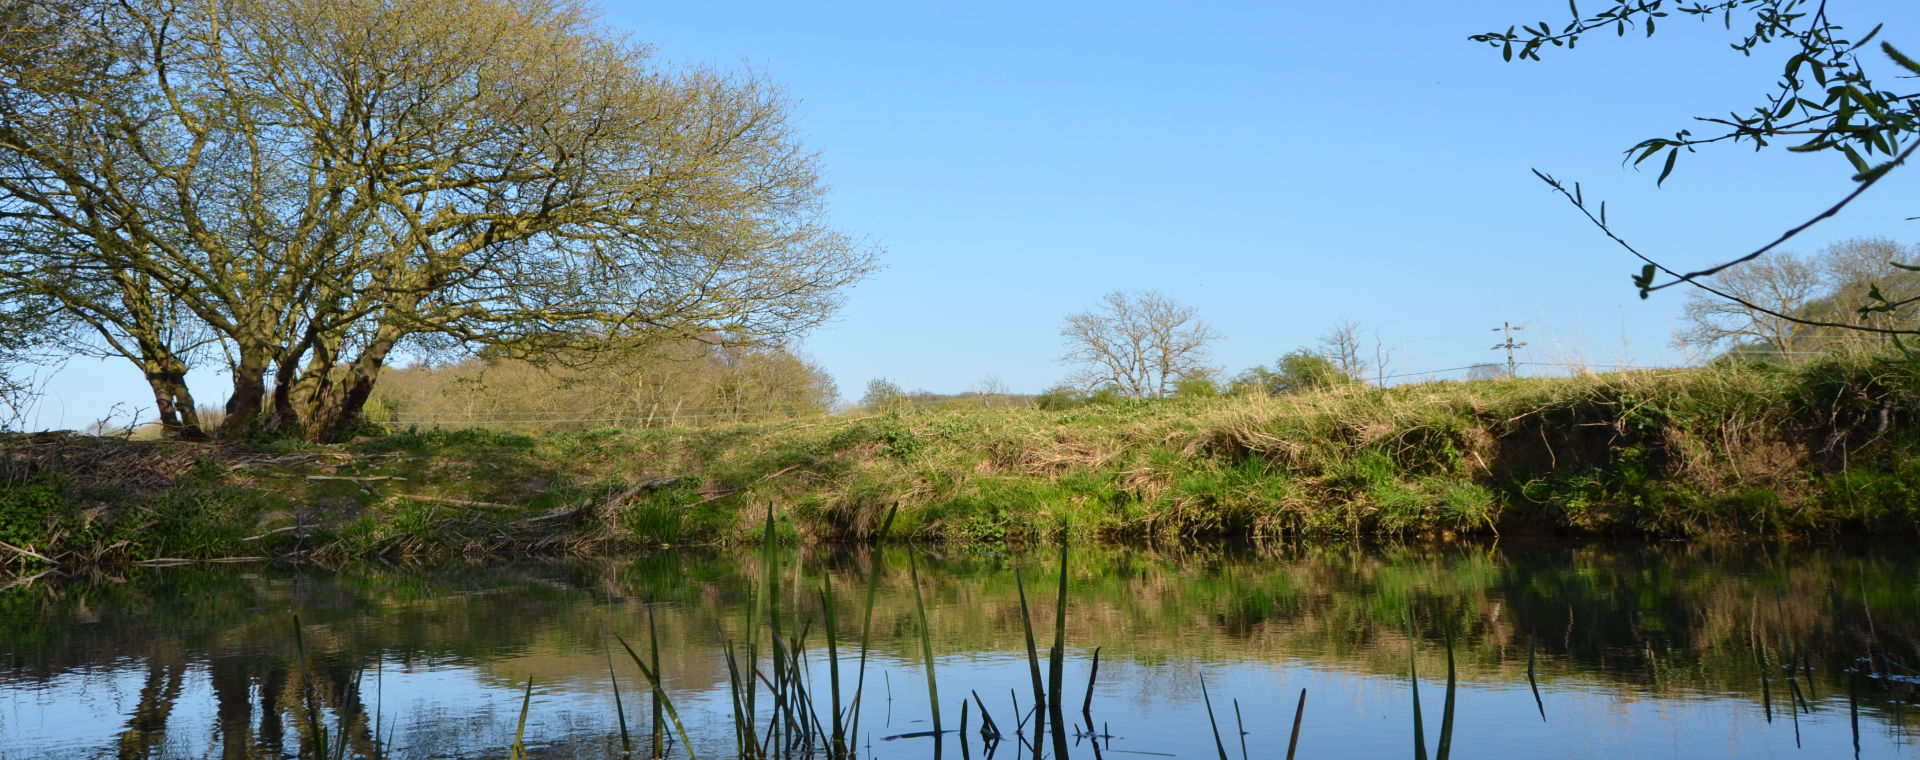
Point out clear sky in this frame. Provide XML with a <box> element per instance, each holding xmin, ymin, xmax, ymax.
<box><xmin>22</xmin><ymin>0</ymin><xmax>1920</xmax><ymax>428</ymax></box>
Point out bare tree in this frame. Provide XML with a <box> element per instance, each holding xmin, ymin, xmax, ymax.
<box><xmin>1810</xmin><ymin>237</ymin><xmax>1920</xmax><ymax>340</ymax></box>
<box><xmin>1059</xmin><ymin>290</ymin><xmax>1221</xmax><ymax>398</ymax></box>
<box><xmin>1675</xmin><ymin>251</ymin><xmax>1823</xmax><ymax>355</ymax></box>
<box><xmin>1318</xmin><ymin>319</ymin><xmax>1368</xmax><ymax>383</ymax></box>
<box><xmin>1371</xmin><ymin>330</ymin><xmax>1394</xmax><ymax>387</ymax></box>
<box><xmin>0</xmin><ymin>289</ymin><xmax>65</xmax><ymax>430</ymax></box>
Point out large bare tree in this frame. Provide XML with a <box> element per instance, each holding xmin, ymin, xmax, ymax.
<box><xmin>1675</xmin><ymin>251</ymin><xmax>1823</xmax><ymax>355</ymax></box>
<box><xmin>1675</xmin><ymin>238</ymin><xmax>1920</xmax><ymax>357</ymax></box>
<box><xmin>1059</xmin><ymin>290</ymin><xmax>1220</xmax><ymax>398</ymax></box>
<box><xmin>0</xmin><ymin>0</ymin><xmax>876</xmax><ymax>440</ymax></box>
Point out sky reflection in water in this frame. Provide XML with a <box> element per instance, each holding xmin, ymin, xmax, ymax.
<box><xmin>1</xmin><ymin>541</ymin><xmax>1916</xmax><ymax>759</ymax></box>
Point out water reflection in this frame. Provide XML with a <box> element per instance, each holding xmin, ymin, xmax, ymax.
<box><xmin>1</xmin><ymin>541</ymin><xmax>1917</xmax><ymax>759</ymax></box>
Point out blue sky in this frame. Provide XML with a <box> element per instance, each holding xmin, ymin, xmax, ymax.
<box><xmin>24</xmin><ymin>0</ymin><xmax>1920</xmax><ymax>427</ymax></box>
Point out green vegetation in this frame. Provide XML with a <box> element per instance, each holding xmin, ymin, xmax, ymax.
<box><xmin>5</xmin><ymin>351</ymin><xmax>1920</xmax><ymax>566</ymax></box>
<box><xmin>0</xmin><ymin>0</ymin><xmax>874</xmax><ymax>442</ymax></box>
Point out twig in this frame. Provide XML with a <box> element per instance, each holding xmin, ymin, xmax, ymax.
<box><xmin>0</xmin><ymin>568</ymin><xmax>57</xmax><ymax>591</ymax></box>
<box><xmin>304</xmin><ymin>475</ymin><xmax>407</xmax><ymax>482</ymax></box>
<box><xmin>1646</xmin><ymin>137</ymin><xmax>1920</xmax><ymax>291</ymax></box>
<box><xmin>0</xmin><ymin>539</ymin><xmax>58</xmax><ymax>565</ymax></box>
<box><xmin>394</xmin><ymin>494</ymin><xmax>517</xmax><ymax>510</ymax></box>
<box><xmin>242</xmin><ymin>525</ymin><xmax>306</xmax><ymax>542</ymax></box>
<box><xmin>1535</xmin><ymin>165</ymin><xmax>1920</xmax><ymax>336</ymax></box>
<box><xmin>133</xmin><ymin>556</ymin><xmax>266</xmax><ymax>566</ymax></box>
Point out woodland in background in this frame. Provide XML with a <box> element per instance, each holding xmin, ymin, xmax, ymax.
<box><xmin>366</xmin><ymin>341</ymin><xmax>838</xmax><ymax>431</ymax></box>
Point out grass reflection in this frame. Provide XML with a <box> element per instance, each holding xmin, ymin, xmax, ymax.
<box><xmin>1</xmin><ymin>541</ymin><xmax>1918</xmax><ymax>758</ymax></box>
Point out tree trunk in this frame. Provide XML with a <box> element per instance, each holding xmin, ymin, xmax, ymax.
<box><xmin>219</xmin><ymin>353</ymin><xmax>271</xmax><ymax>439</ymax></box>
<box><xmin>139</xmin><ymin>355</ymin><xmax>206</xmax><ymax>441</ymax></box>
<box><xmin>301</xmin><ymin>324</ymin><xmax>402</xmax><ymax>442</ymax></box>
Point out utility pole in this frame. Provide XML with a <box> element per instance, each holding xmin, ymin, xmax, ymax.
<box><xmin>1491</xmin><ymin>321</ymin><xmax>1526</xmax><ymax>378</ymax></box>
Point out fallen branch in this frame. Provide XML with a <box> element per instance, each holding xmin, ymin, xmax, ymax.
<box><xmin>0</xmin><ymin>539</ymin><xmax>58</xmax><ymax>566</ymax></box>
<box><xmin>0</xmin><ymin>568</ymin><xmax>57</xmax><ymax>591</ymax></box>
<box><xmin>305</xmin><ymin>475</ymin><xmax>408</xmax><ymax>482</ymax></box>
<box><xmin>132</xmin><ymin>556</ymin><xmax>267</xmax><ymax>566</ymax></box>
<box><xmin>242</xmin><ymin>524</ymin><xmax>308</xmax><ymax>542</ymax></box>
<box><xmin>394</xmin><ymin>494</ymin><xmax>517</xmax><ymax>510</ymax></box>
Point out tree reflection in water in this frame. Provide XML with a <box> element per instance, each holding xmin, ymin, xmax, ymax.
<box><xmin>2</xmin><ymin>542</ymin><xmax>1917</xmax><ymax>759</ymax></box>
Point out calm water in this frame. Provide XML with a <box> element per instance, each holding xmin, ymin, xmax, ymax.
<box><xmin>2</xmin><ymin>541</ymin><xmax>1917</xmax><ymax>759</ymax></box>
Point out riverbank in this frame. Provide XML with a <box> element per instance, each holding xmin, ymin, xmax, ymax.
<box><xmin>4</xmin><ymin>353</ymin><xmax>1919</xmax><ymax>566</ymax></box>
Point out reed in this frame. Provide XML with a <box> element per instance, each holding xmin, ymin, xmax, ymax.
<box><xmin>1047</xmin><ymin>536</ymin><xmax>1070</xmax><ymax>759</ymax></box>
<box><xmin>1285</xmin><ymin>688</ymin><xmax>1306</xmax><ymax>760</ymax></box>
<box><xmin>821</xmin><ymin>580</ymin><xmax>846</xmax><ymax>755</ymax></box>
<box><xmin>604</xmin><ymin>621</ymin><xmax>632</xmax><ymax>753</ymax></box>
<box><xmin>1233</xmin><ymin>698</ymin><xmax>1248</xmax><ymax>760</ymax></box>
<box><xmin>971</xmin><ymin>690</ymin><xmax>1003</xmax><ymax>740</ymax></box>
<box><xmin>1014</xmin><ymin>569</ymin><xmax>1048</xmax><ymax>752</ymax></box>
<box><xmin>508</xmin><ymin>678</ymin><xmax>532</xmax><ymax>760</ymax></box>
<box><xmin>907</xmin><ymin>546</ymin><xmax>944</xmax><ymax>737</ymax></box>
<box><xmin>1526</xmin><ymin>632</ymin><xmax>1544</xmax><ymax>721</ymax></box>
<box><xmin>616</xmin><ymin>620</ymin><xmax>699</xmax><ymax>760</ymax></box>
<box><xmin>1436</xmin><ymin>636</ymin><xmax>1456</xmax><ymax>760</ymax></box>
<box><xmin>649</xmin><ymin>606</ymin><xmax>667</xmax><ymax>759</ymax></box>
<box><xmin>1200</xmin><ymin>676</ymin><xmax>1231</xmax><ymax>760</ymax></box>
<box><xmin>846</xmin><ymin>505</ymin><xmax>897</xmax><ymax>749</ymax></box>
<box><xmin>1080</xmin><ymin>646</ymin><xmax>1101</xmax><ymax>725</ymax></box>
<box><xmin>1410</xmin><ymin>640</ymin><xmax>1426</xmax><ymax>760</ymax></box>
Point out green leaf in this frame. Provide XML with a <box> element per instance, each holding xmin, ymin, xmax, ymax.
<box><xmin>1632</xmin><ymin>264</ymin><xmax>1656</xmax><ymax>296</ymax></box>
<box><xmin>1503</xmin><ymin>41</ymin><xmax>1513</xmax><ymax>61</ymax></box>
<box><xmin>1842</xmin><ymin>145</ymin><xmax>1869</xmax><ymax>174</ymax></box>
<box><xmin>1656</xmin><ymin>148</ymin><xmax>1678</xmax><ymax>186</ymax></box>
<box><xmin>1886</xmin><ymin>42</ymin><xmax>1920</xmax><ymax>76</ymax></box>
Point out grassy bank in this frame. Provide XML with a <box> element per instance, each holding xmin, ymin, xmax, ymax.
<box><xmin>5</xmin><ymin>352</ymin><xmax>1920</xmax><ymax>566</ymax></box>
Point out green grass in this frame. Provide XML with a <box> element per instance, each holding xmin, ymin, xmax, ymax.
<box><xmin>8</xmin><ymin>350</ymin><xmax>1920</xmax><ymax>566</ymax></box>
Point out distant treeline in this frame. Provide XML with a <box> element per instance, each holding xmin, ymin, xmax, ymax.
<box><xmin>368</xmin><ymin>341</ymin><xmax>837</xmax><ymax>430</ymax></box>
